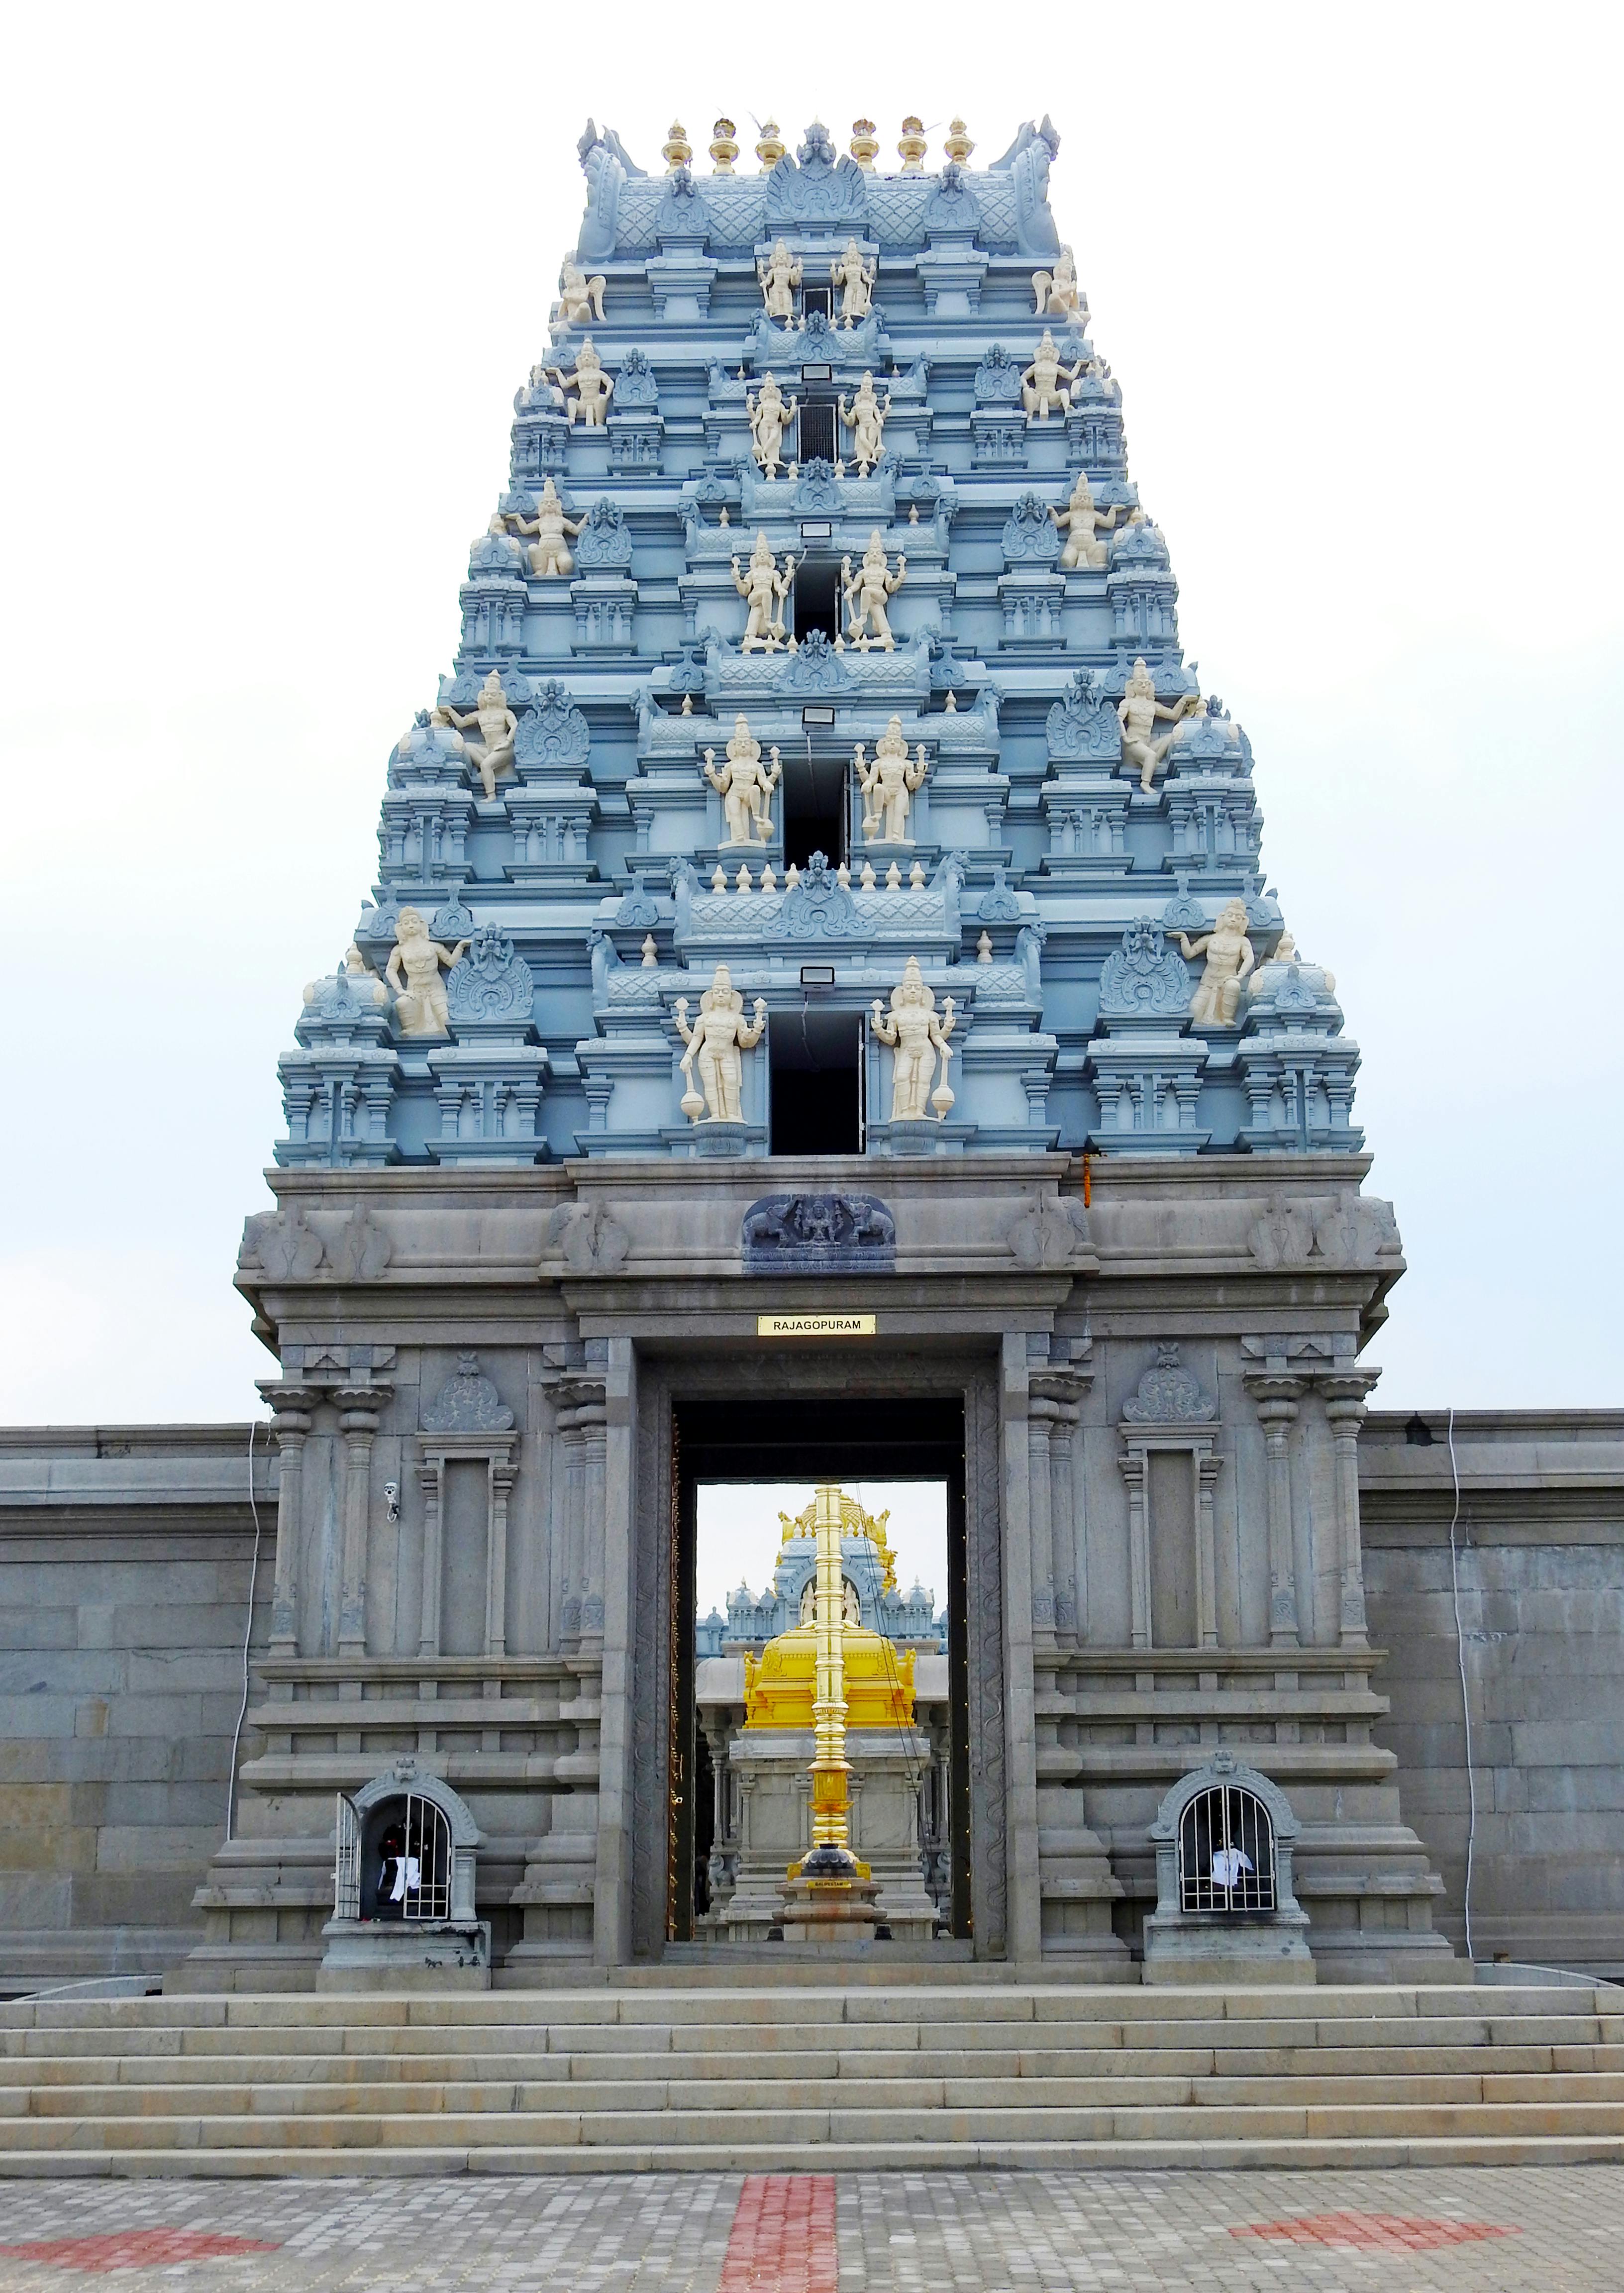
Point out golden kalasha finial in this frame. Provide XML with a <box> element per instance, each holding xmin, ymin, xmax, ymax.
<box><xmin>943</xmin><ymin>117</ymin><xmax>975</xmax><ymax>164</ymax></box>
<box><xmin>897</xmin><ymin>116</ymin><xmax>928</xmax><ymax>174</ymax></box>
<box><xmin>709</xmin><ymin>117</ymin><xmax>739</xmax><ymax>173</ymax></box>
<box><xmin>662</xmin><ymin>121</ymin><xmax>692</xmax><ymax>173</ymax></box>
<box><xmin>849</xmin><ymin>118</ymin><xmax>879</xmax><ymax>171</ymax></box>
<box><xmin>755</xmin><ymin>119</ymin><xmax>786</xmax><ymax>170</ymax></box>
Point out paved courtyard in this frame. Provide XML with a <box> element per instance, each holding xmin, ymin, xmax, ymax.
<box><xmin>0</xmin><ymin>2169</ymin><xmax>1620</xmax><ymax>2291</ymax></box>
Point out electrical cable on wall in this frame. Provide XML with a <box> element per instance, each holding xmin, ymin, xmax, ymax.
<box><xmin>1446</xmin><ymin>1405</ymin><xmax>1478</xmax><ymax>1963</ymax></box>
<box><xmin>225</xmin><ymin>1418</ymin><xmax>267</xmax><ymax>1844</ymax></box>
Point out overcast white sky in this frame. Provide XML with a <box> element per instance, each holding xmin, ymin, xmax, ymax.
<box><xmin>2</xmin><ymin>2</ymin><xmax>1619</xmax><ymax>1424</ymax></box>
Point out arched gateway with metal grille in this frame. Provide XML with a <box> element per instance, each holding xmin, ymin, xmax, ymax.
<box><xmin>1177</xmin><ymin>1778</ymin><xmax>1277</xmax><ymax>1914</ymax></box>
<box><xmin>1143</xmin><ymin>1755</ymin><xmax>1313</xmax><ymax>1983</ymax></box>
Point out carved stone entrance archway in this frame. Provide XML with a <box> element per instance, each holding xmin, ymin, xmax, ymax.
<box><xmin>626</xmin><ymin>1347</ymin><xmax>1007</xmax><ymax>1962</ymax></box>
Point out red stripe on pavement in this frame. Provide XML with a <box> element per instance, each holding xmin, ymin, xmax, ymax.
<box><xmin>718</xmin><ymin>2173</ymin><xmax>837</xmax><ymax>2293</ymax></box>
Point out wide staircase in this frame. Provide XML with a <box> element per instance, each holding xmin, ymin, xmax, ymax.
<box><xmin>3</xmin><ymin>1981</ymin><xmax>1624</xmax><ymax>2174</ymax></box>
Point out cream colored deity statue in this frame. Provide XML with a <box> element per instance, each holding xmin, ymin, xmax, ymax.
<box><xmin>436</xmin><ymin>668</ymin><xmax>517</xmax><ymax>800</ymax></box>
<box><xmin>746</xmin><ymin>372</ymin><xmax>798</xmax><ymax>477</ymax></box>
<box><xmin>837</xmin><ymin>372</ymin><xmax>890</xmax><ymax>475</ymax></box>
<box><xmin>544</xmin><ymin>337</ymin><xmax>613</xmax><ymax>426</ymax></box>
<box><xmin>856</xmin><ymin>716</ymin><xmax>928</xmax><ymax>843</ymax></box>
<box><xmin>1022</xmin><ymin>329</ymin><xmax>1086</xmax><ymax>420</ymax></box>
<box><xmin>732</xmin><ymin>530</ymin><xmax>798</xmax><ymax>651</ymax></box>
<box><xmin>704</xmin><ymin>714</ymin><xmax>782</xmax><ymax>845</ymax></box>
<box><xmin>674</xmin><ymin>963</ymin><xmax>768</xmax><ymax>1124</ymax></box>
<box><xmin>842</xmin><ymin>530</ymin><xmax>907</xmax><ymax>649</ymax></box>
<box><xmin>830</xmin><ymin>238</ymin><xmax>875</xmax><ymax>325</ymax></box>
<box><xmin>1051</xmin><ymin>471</ymin><xmax>1123</xmax><ymax>570</ymax></box>
<box><xmin>1031</xmin><ymin>244</ymin><xmax>1084</xmax><ymax>323</ymax></box>
<box><xmin>757</xmin><ymin>238</ymin><xmax>802</xmax><ymax>321</ymax></box>
<box><xmin>1117</xmin><ymin>657</ymin><xmax>1200</xmax><ymax>793</ymax></box>
<box><xmin>872</xmin><ymin>956</ymin><xmax>956</xmax><ymax>1123</ymax></box>
<box><xmin>386</xmin><ymin>907</ymin><xmax>469</xmax><ymax>1038</ymax></box>
<box><xmin>510</xmin><ymin>476</ymin><xmax>584</xmax><ymax>578</ymax></box>
<box><xmin>1179</xmin><ymin>900</ymin><xmax>1256</xmax><ymax>1027</ymax></box>
<box><xmin>556</xmin><ymin>257</ymin><xmax>607</xmax><ymax>327</ymax></box>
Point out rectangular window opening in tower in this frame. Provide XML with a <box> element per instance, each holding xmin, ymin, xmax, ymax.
<box><xmin>798</xmin><ymin>401</ymin><xmax>837</xmax><ymax>465</ymax></box>
<box><xmin>793</xmin><ymin>558</ymin><xmax>842</xmax><ymax>645</ymax></box>
<box><xmin>769</xmin><ymin>1006</ymin><xmax>862</xmax><ymax>1155</ymax></box>
<box><xmin>781</xmin><ymin>745</ymin><xmax>848</xmax><ymax>870</ymax></box>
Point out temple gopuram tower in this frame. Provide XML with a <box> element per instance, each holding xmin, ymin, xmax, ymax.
<box><xmin>195</xmin><ymin>112</ymin><xmax>1457</xmax><ymax>1989</ymax></box>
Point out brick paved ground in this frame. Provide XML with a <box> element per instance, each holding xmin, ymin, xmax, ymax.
<box><xmin>0</xmin><ymin>2169</ymin><xmax>1622</xmax><ymax>2291</ymax></box>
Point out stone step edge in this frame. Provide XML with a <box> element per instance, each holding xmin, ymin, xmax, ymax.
<box><xmin>1</xmin><ymin>2136</ymin><xmax>1623</xmax><ymax>2178</ymax></box>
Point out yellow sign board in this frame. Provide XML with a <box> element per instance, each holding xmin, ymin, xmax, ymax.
<box><xmin>756</xmin><ymin>1313</ymin><xmax>877</xmax><ymax>1339</ymax></box>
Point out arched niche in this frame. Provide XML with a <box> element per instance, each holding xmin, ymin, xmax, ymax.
<box><xmin>1142</xmin><ymin>1754</ymin><xmax>1313</xmax><ymax>1985</ymax></box>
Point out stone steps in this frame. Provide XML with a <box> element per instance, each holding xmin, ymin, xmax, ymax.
<box><xmin>3</xmin><ymin>1981</ymin><xmax>1622</xmax><ymax>2173</ymax></box>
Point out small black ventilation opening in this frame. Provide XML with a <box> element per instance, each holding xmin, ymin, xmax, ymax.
<box><xmin>801</xmin><ymin>284</ymin><xmax>833</xmax><ymax>322</ymax></box>
<box><xmin>1404</xmin><ymin>1413</ymin><xmax>1435</xmax><ymax>1448</ymax></box>
<box><xmin>798</xmin><ymin>400</ymin><xmax>837</xmax><ymax>463</ymax></box>
<box><xmin>794</xmin><ymin>558</ymin><xmax>842</xmax><ymax>643</ymax></box>
<box><xmin>770</xmin><ymin>1007</ymin><xmax>861</xmax><ymax>1155</ymax></box>
<box><xmin>781</xmin><ymin>750</ymin><xmax>847</xmax><ymax>869</ymax></box>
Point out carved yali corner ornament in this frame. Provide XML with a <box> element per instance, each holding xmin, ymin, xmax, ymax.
<box><xmin>1122</xmin><ymin>1344</ymin><xmax>1217</xmax><ymax>1424</ymax></box>
<box><xmin>240</xmin><ymin>1206</ymin><xmax>324</xmax><ymax>1279</ymax></box>
<box><xmin>422</xmin><ymin>1351</ymin><xmax>515</xmax><ymax>1435</ymax></box>
<box><xmin>326</xmin><ymin>1205</ymin><xmax>392</xmax><ymax>1282</ymax></box>
<box><xmin>1005</xmin><ymin>1194</ymin><xmax>1091</xmax><ymax>1268</ymax></box>
<box><xmin>544</xmin><ymin>1200</ymin><xmax>630</xmax><ymax>1275</ymax></box>
<box><xmin>741</xmin><ymin>1192</ymin><xmax>896</xmax><ymax>1274</ymax></box>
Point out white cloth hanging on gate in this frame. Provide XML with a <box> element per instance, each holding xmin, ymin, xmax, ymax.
<box><xmin>1210</xmin><ymin>1845</ymin><xmax>1253</xmax><ymax>1889</ymax></box>
<box><xmin>388</xmin><ymin>1854</ymin><xmax>422</xmax><ymax>1903</ymax></box>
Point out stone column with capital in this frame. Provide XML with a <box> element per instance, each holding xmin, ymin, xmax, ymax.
<box><xmin>1321</xmin><ymin>1371</ymin><xmax>1379</xmax><ymax>1647</ymax></box>
<box><xmin>334</xmin><ymin>1386</ymin><xmax>390</xmax><ymax>1660</ymax></box>
<box><xmin>257</xmin><ymin>1382</ymin><xmax>316</xmax><ymax>1658</ymax></box>
<box><xmin>1245</xmin><ymin>1375</ymin><xmax>1305</xmax><ymax>1647</ymax></box>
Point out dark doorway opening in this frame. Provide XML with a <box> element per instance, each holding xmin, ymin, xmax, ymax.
<box><xmin>794</xmin><ymin>558</ymin><xmax>841</xmax><ymax>644</ymax></box>
<box><xmin>670</xmin><ymin>1396</ymin><xmax>971</xmax><ymax>1950</ymax></box>
<box><xmin>769</xmin><ymin>1006</ymin><xmax>861</xmax><ymax>1156</ymax></box>
<box><xmin>780</xmin><ymin>747</ymin><xmax>848</xmax><ymax>868</ymax></box>
<box><xmin>801</xmin><ymin>284</ymin><xmax>833</xmax><ymax>323</ymax></box>
<box><xmin>798</xmin><ymin>400</ymin><xmax>836</xmax><ymax>464</ymax></box>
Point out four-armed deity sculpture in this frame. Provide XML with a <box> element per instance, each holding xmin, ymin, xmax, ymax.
<box><xmin>856</xmin><ymin>717</ymin><xmax>929</xmax><ymax>844</ymax></box>
<box><xmin>510</xmin><ymin>477</ymin><xmax>584</xmax><ymax>577</ymax></box>
<box><xmin>746</xmin><ymin>373</ymin><xmax>797</xmax><ymax>478</ymax></box>
<box><xmin>872</xmin><ymin>957</ymin><xmax>957</xmax><ymax>1123</ymax></box>
<box><xmin>757</xmin><ymin>239</ymin><xmax>802</xmax><ymax>321</ymax></box>
<box><xmin>555</xmin><ymin>257</ymin><xmax>607</xmax><ymax>327</ymax></box>
<box><xmin>830</xmin><ymin>238</ymin><xmax>875</xmax><ymax>325</ymax></box>
<box><xmin>704</xmin><ymin>715</ymin><xmax>782</xmax><ymax>846</ymax></box>
<box><xmin>837</xmin><ymin>373</ymin><xmax>890</xmax><ymax>476</ymax></box>
<box><xmin>1179</xmin><ymin>900</ymin><xmax>1256</xmax><ymax>1027</ymax></box>
<box><xmin>1117</xmin><ymin>657</ymin><xmax>1201</xmax><ymax>793</ymax></box>
<box><xmin>842</xmin><ymin>530</ymin><xmax>907</xmax><ymax>649</ymax></box>
<box><xmin>1022</xmin><ymin>328</ymin><xmax>1086</xmax><ymax>420</ymax></box>
<box><xmin>543</xmin><ymin>337</ymin><xmax>614</xmax><ymax>426</ymax></box>
<box><xmin>675</xmin><ymin>963</ymin><xmax>768</xmax><ymax>1125</ymax></box>
<box><xmin>733</xmin><ymin>530</ymin><xmax>798</xmax><ymax>652</ymax></box>
<box><xmin>436</xmin><ymin>668</ymin><xmax>517</xmax><ymax>801</ymax></box>
<box><xmin>1051</xmin><ymin>470</ymin><xmax>1123</xmax><ymax>570</ymax></box>
<box><xmin>386</xmin><ymin>908</ymin><xmax>469</xmax><ymax>1038</ymax></box>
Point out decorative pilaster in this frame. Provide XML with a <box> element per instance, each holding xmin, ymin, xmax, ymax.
<box><xmin>1027</xmin><ymin>1405</ymin><xmax>1056</xmax><ymax>1644</ymax></box>
<box><xmin>335</xmin><ymin>1386</ymin><xmax>390</xmax><ymax>1660</ymax></box>
<box><xmin>257</xmin><ymin>1382</ymin><xmax>316</xmax><ymax>1658</ymax></box>
<box><xmin>1321</xmin><ymin>1372</ymin><xmax>1379</xmax><ymax>1647</ymax></box>
<box><xmin>1246</xmin><ymin>1375</ymin><xmax>1305</xmax><ymax>1648</ymax></box>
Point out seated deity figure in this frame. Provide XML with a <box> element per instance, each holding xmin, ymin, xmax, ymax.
<box><xmin>732</xmin><ymin>530</ymin><xmax>797</xmax><ymax>651</ymax></box>
<box><xmin>1022</xmin><ymin>329</ymin><xmax>1086</xmax><ymax>420</ymax></box>
<box><xmin>674</xmin><ymin>963</ymin><xmax>768</xmax><ymax>1124</ymax></box>
<box><xmin>436</xmin><ymin>667</ymin><xmax>518</xmax><ymax>800</ymax></box>
<box><xmin>1031</xmin><ymin>244</ymin><xmax>1084</xmax><ymax>322</ymax></box>
<box><xmin>842</xmin><ymin>530</ymin><xmax>906</xmax><ymax>649</ymax></box>
<box><xmin>830</xmin><ymin>238</ymin><xmax>875</xmax><ymax>325</ymax></box>
<box><xmin>747</xmin><ymin>373</ymin><xmax>797</xmax><ymax>477</ymax></box>
<box><xmin>545</xmin><ymin>337</ymin><xmax>613</xmax><ymax>426</ymax></box>
<box><xmin>704</xmin><ymin>714</ymin><xmax>782</xmax><ymax>845</ymax></box>
<box><xmin>872</xmin><ymin>956</ymin><xmax>957</xmax><ymax>1122</ymax></box>
<box><xmin>386</xmin><ymin>907</ymin><xmax>469</xmax><ymax>1037</ymax></box>
<box><xmin>837</xmin><ymin>373</ymin><xmax>890</xmax><ymax>475</ymax></box>
<box><xmin>509</xmin><ymin>476</ymin><xmax>583</xmax><ymax>577</ymax></box>
<box><xmin>1179</xmin><ymin>900</ymin><xmax>1255</xmax><ymax>1026</ymax></box>
<box><xmin>1051</xmin><ymin>471</ymin><xmax>1123</xmax><ymax>570</ymax></box>
<box><xmin>556</xmin><ymin>257</ymin><xmax>607</xmax><ymax>327</ymax></box>
<box><xmin>1117</xmin><ymin>657</ymin><xmax>1200</xmax><ymax>792</ymax></box>
<box><xmin>856</xmin><ymin>716</ymin><xmax>928</xmax><ymax>843</ymax></box>
<box><xmin>757</xmin><ymin>238</ymin><xmax>802</xmax><ymax>320</ymax></box>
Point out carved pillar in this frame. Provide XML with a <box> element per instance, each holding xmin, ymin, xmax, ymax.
<box><xmin>1027</xmin><ymin>1403</ymin><xmax>1057</xmax><ymax>1645</ymax></box>
<box><xmin>1196</xmin><ymin>1450</ymin><xmax>1221</xmax><ymax>1650</ymax></box>
<box><xmin>1121</xmin><ymin>1450</ymin><xmax>1150</xmax><ymax>1650</ymax></box>
<box><xmin>1048</xmin><ymin>1400</ymin><xmax>1081</xmax><ymax>1642</ymax></box>
<box><xmin>417</xmin><ymin>1456</ymin><xmax>444</xmax><ymax>1658</ymax></box>
<box><xmin>558</xmin><ymin>1407</ymin><xmax>586</xmax><ymax>1649</ymax></box>
<box><xmin>258</xmin><ymin>1383</ymin><xmax>316</xmax><ymax>1658</ymax></box>
<box><xmin>1321</xmin><ymin>1374</ymin><xmax>1378</xmax><ymax>1648</ymax></box>
<box><xmin>486</xmin><ymin>1459</ymin><xmax>517</xmax><ymax>1657</ymax></box>
<box><xmin>579</xmin><ymin>1389</ymin><xmax>609</xmax><ymax>1653</ymax></box>
<box><xmin>335</xmin><ymin>1386</ymin><xmax>390</xmax><ymax>1660</ymax></box>
<box><xmin>1247</xmin><ymin>1377</ymin><xmax>1305</xmax><ymax>1648</ymax></box>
